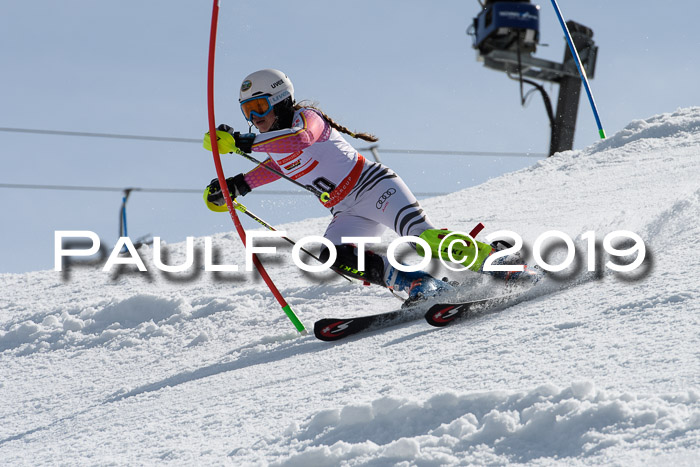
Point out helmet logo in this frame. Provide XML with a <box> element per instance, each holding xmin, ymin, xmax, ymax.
<box><xmin>271</xmin><ymin>79</ymin><xmax>284</xmax><ymax>89</ymax></box>
<box><xmin>241</xmin><ymin>80</ymin><xmax>252</xmax><ymax>92</ymax></box>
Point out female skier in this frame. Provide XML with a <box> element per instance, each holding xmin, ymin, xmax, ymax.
<box><xmin>203</xmin><ymin>69</ymin><xmax>518</xmax><ymax>303</ymax></box>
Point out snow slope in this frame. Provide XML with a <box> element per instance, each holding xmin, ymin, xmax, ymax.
<box><xmin>1</xmin><ymin>108</ymin><xmax>699</xmax><ymax>465</ymax></box>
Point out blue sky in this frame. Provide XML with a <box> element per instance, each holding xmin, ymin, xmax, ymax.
<box><xmin>1</xmin><ymin>0</ymin><xmax>698</xmax><ymax>273</ymax></box>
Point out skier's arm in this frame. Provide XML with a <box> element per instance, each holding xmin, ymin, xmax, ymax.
<box><xmin>243</xmin><ymin>157</ymin><xmax>282</xmax><ymax>189</ymax></box>
<box><xmin>251</xmin><ymin>108</ymin><xmax>330</xmax><ymax>154</ymax></box>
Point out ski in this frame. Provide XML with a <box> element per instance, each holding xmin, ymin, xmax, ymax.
<box><xmin>314</xmin><ymin>306</ymin><xmax>425</xmax><ymax>342</ymax></box>
<box><xmin>424</xmin><ymin>294</ymin><xmax>518</xmax><ymax>327</ymax></box>
<box><xmin>424</xmin><ymin>302</ymin><xmax>473</xmax><ymax>327</ymax></box>
<box><xmin>313</xmin><ymin>293</ymin><xmax>523</xmax><ymax>341</ymax></box>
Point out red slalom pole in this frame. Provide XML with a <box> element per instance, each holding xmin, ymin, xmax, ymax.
<box><xmin>206</xmin><ymin>0</ymin><xmax>306</xmax><ymax>334</ymax></box>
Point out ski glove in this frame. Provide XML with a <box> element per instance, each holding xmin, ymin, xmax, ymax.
<box><xmin>204</xmin><ymin>174</ymin><xmax>251</xmax><ymax>211</ymax></box>
<box><xmin>203</xmin><ymin>124</ymin><xmax>256</xmax><ymax>154</ymax></box>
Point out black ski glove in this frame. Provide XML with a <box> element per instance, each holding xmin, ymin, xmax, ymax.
<box><xmin>216</xmin><ymin>124</ymin><xmax>256</xmax><ymax>153</ymax></box>
<box><xmin>206</xmin><ymin>173</ymin><xmax>251</xmax><ymax>205</ymax></box>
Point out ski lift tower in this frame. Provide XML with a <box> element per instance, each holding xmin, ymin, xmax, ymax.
<box><xmin>468</xmin><ymin>0</ymin><xmax>599</xmax><ymax>155</ymax></box>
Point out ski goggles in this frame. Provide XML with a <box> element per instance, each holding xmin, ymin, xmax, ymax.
<box><xmin>239</xmin><ymin>90</ymin><xmax>291</xmax><ymax>121</ymax></box>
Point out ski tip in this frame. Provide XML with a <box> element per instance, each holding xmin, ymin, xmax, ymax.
<box><xmin>424</xmin><ymin>303</ymin><xmax>469</xmax><ymax>327</ymax></box>
<box><xmin>313</xmin><ymin>319</ymin><xmax>355</xmax><ymax>342</ymax></box>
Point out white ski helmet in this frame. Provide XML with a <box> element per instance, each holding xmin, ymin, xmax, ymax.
<box><xmin>239</xmin><ymin>69</ymin><xmax>294</xmax><ymax>104</ymax></box>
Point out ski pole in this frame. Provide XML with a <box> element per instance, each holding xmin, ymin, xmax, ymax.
<box><xmin>207</xmin><ymin>0</ymin><xmax>306</xmax><ymax>334</ymax></box>
<box><xmin>550</xmin><ymin>0</ymin><xmax>606</xmax><ymax>139</ymax></box>
<box><xmin>230</xmin><ymin>147</ymin><xmax>331</xmax><ymax>203</ymax></box>
<box><xmin>230</xmin><ymin>198</ymin><xmax>352</xmax><ymax>283</ymax></box>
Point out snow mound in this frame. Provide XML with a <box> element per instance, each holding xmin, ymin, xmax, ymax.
<box><xmin>0</xmin><ymin>294</ymin><xmax>193</xmax><ymax>355</ymax></box>
<box><xmin>266</xmin><ymin>383</ymin><xmax>700</xmax><ymax>466</ymax></box>
<box><xmin>592</xmin><ymin>107</ymin><xmax>700</xmax><ymax>152</ymax></box>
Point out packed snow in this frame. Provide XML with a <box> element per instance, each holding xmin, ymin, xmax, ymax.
<box><xmin>1</xmin><ymin>108</ymin><xmax>699</xmax><ymax>465</ymax></box>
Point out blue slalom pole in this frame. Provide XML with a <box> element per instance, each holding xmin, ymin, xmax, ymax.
<box><xmin>550</xmin><ymin>0</ymin><xmax>606</xmax><ymax>139</ymax></box>
<box><xmin>119</xmin><ymin>189</ymin><xmax>132</xmax><ymax>253</ymax></box>
<box><xmin>121</xmin><ymin>196</ymin><xmax>128</xmax><ymax>237</ymax></box>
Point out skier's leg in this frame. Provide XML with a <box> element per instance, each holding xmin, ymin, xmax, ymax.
<box><xmin>320</xmin><ymin>210</ymin><xmax>402</xmax><ymax>287</ymax></box>
<box><xmin>343</xmin><ymin>165</ymin><xmax>453</xmax><ymax>296</ymax></box>
<box><xmin>318</xmin><ymin>243</ymin><xmax>386</xmax><ymax>285</ymax></box>
<box><xmin>321</xmin><ymin>209</ymin><xmax>434</xmax><ymax>292</ymax></box>
<box><xmin>319</xmin><ymin>239</ymin><xmax>450</xmax><ymax>299</ymax></box>
<box><xmin>335</xmin><ymin>161</ymin><xmax>540</xmax><ymax>285</ymax></box>
<box><xmin>343</xmin><ymin>162</ymin><xmax>498</xmax><ymax>274</ymax></box>
<box><xmin>343</xmin><ymin>161</ymin><xmax>436</xmax><ymax>238</ymax></box>
<box><xmin>324</xmin><ymin>168</ymin><xmax>453</xmax><ymax>299</ymax></box>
